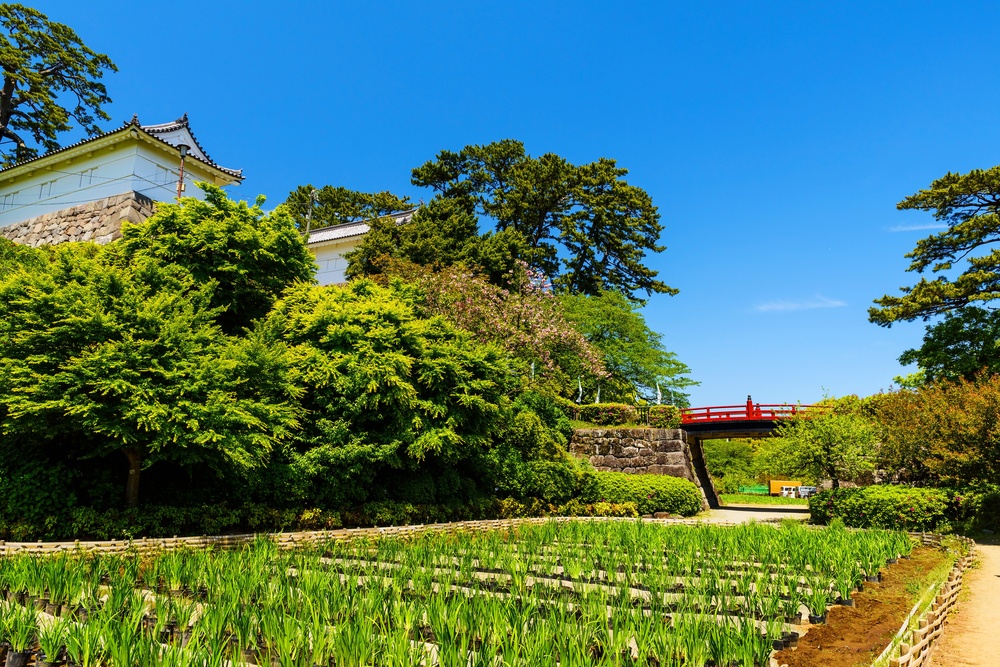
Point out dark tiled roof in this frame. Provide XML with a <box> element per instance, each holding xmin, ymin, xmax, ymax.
<box><xmin>0</xmin><ymin>115</ymin><xmax>243</xmax><ymax>181</ymax></box>
<box><xmin>306</xmin><ymin>209</ymin><xmax>416</xmax><ymax>246</ymax></box>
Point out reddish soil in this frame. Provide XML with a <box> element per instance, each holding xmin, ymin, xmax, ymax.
<box><xmin>774</xmin><ymin>546</ymin><xmax>948</xmax><ymax>667</ymax></box>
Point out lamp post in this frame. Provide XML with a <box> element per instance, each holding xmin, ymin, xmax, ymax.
<box><xmin>176</xmin><ymin>143</ymin><xmax>190</xmax><ymax>202</ymax></box>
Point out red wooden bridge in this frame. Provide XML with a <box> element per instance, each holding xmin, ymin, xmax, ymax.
<box><xmin>680</xmin><ymin>396</ymin><xmax>823</xmax><ymax>427</ymax></box>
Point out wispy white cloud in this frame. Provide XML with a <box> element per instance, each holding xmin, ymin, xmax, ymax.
<box><xmin>755</xmin><ymin>296</ymin><xmax>847</xmax><ymax>312</ymax></box>
<box><xmin>888</xmin><ymin>223</ymin><xmax>948</xmax><ymax>232</ymax></box>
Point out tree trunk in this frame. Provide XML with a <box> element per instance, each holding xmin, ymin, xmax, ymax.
<box><xmin>123</xmin><ymin>448</ymin><xmax>141</xmax><ymax>508</ymax></box>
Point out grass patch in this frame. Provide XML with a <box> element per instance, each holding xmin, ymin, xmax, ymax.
<box><xmin>720</xmin><ymin>493</ymin><xmax>809</xmax><ymax>506</ymax></box>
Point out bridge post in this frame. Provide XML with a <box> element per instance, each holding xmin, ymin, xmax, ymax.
<box><xmin>684</xmin><ymin>431</ymin><xmax>720</xmax><ymax>510</ymax></box>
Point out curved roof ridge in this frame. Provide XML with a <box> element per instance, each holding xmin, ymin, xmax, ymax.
<box><xmin>0</xmin><ymin>114</ymin><xmax>243</xmax><ymax>181</ymax></box>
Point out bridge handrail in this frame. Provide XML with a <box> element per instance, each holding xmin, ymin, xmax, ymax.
<box><xmin>680</xmin><ymin>403</ymin><xmax>826</xmax><ymax>424</ymax></box>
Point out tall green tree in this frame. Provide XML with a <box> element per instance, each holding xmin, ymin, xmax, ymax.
<box><xmin>345</xmin><ymin>197</ymin><xmax>540</xmax><ymax>285</ymax></box>
<box><xmin>0</xmin><ymin>4</ymin><xmax>116</xmax><ymax>166</ymax></box>
<box><xmin>257</xmin><ymin>279</ymin><xmax>517</xmax><ymax>507</ymax></box>
<box><xmin>0</xmin><ymin>245</ymin><xmax>295</xmax><ymax>508</ymax></box>
<box><xmin>774</xmin><ymin>398</ymin><xmax>876</xmax><ymax>488</ymax></box>
<box><xmin>897</xmin><ymin>306</ymin><xmax>1000</xmax><ymax>384</ymax></box>
<box><xmin>559</xmin><ymin>290</ymin><xmax>696</xmax><ymax>405</ymax></box>
<box><xmin>411</xmin><ymin>140</ymin><xmax>675</xmax><ymax>302</ymax></box>
<box><xmin>113</xmin><ymin>184</ymin><xmax>316</xmax><ymax>335</ymax></box>
<box><xmin>871</xmin><ymin>165</ymin><xmax>1000</xmax><ymax>325</ymax></box>
<box><xmin>282</xmin><ymin>184</ymin><xmax>411</xmax><ymax>231</ymax></box>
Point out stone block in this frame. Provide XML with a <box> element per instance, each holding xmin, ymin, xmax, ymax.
<box><xmin>659</xmin><ymin>465</ymin><xmax>692</xmax><ymax>480</ymax></box>
<box><xmin>654</xmin><ymin>440</ymin><xmax>685</xmax><ymax>453</ymax></box>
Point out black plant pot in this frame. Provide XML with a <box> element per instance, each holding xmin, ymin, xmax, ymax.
<box><xmin>5</xmin><ymin>650</ymin><xmax>33</xmax><ymax>667</ymax></box>
<box><xmin>808</xmin><ymin>614</ymin><xmax>826</xmax><ymax>624</ymax></box>
<box><xmin>836</xmin><ymin>597</ymin><xmax>855</xmax><ymax>607</ymax></box>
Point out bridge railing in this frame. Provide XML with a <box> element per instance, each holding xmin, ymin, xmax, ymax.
<box><xmin>680</xmin><ymin>403</ymin><xmax>823</xmax><ymax>425</ymax></box>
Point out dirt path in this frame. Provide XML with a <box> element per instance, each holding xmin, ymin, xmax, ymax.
<box><xmin>928</xmin><ymin>542</ymin><xmax>1000</xmax><ymax>667</ymax></box>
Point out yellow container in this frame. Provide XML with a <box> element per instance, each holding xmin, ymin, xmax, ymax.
<box><xmin>769</xmin><ymin>480</ymin><xmax>802</xmax><ymax>495</ymax></box>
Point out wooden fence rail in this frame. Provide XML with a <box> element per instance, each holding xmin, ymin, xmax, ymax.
<box><xmin>886</xmin><ymin>536</ymin><xmax>976</xmax><ymax>667</ymax></box>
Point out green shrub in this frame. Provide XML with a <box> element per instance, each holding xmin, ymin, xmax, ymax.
<box><xmin>578</xmin><ymin>403</ymin><xmax>637</xmax><ymax>426</ymax></box>
<box><xmin>584</xmin><ymin>471</ymin><xmax>702</xmax><ymax>516</ymax></box>
<box><xmin>496</xmin><ymin>497</ymin><xmax>638</xmax><ymax>519</ymax></box>
<box><xmin>948</xmin><ymin>486</ymin><xmax>1000</xmax><ymax>533</ymax></box>
<box><xmin>648</xmin><ymin>405</ymin><xmax>681</xmax><ymax>428</ymax></box>
<box><xmin>809</xmin><ymin>486</ymin><xmax>950</xmax><ymax>530</ymax></box>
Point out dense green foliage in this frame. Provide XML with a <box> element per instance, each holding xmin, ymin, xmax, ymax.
<box><xmin>344</xmin><ymin>198</ymin><xmax>531</xmax><ymax>286</ymax></box>
<box><xmin>583</xmin><ymin>471</ymin><xmax>702</xmax><ymax>516</ymax></box>
<box><xmin>648</xmin><ymin>405</ymin><xmax>681</xmax><ymax>428</ymax></box>
<box><xmin>811</xmin><ymin>484</ymin><xmax>1000</xmax><ymax>533</ymax></box>
<box><xmin>0</xmin><ymin>4</ymin><xmax>116</xmax><ymax>165</ymax></box>
<box><xmin>809</xmin><ymin>486</ymin><xmax>946</xmax><ymax>531</ymax></box>
<box><xmin>577</xmin><ymin>403</ymin><xmax>638</xmax><ymax>426</ymax></box>
<box><xmin>896</xmin><ymin>306</ymin><xmax>1000</xmax><ymax>384</ymax></box>
<box><xmin>773</xmin><ymin>399</ymin><xmax>876</xmax><ymax>489</ymax></box>
<box><xmin>703</xmin><ymin>439</ymin><xmax>758</xmax><ymax>493</ymax></box>
<box><xmin>282</xmin><ymin>184</ymin><xmax>412</xmax><ymax>233</ymax></box>
<box><xmin>390</xmin><ymin>263</ymin><xmax>605</xmax><ymax>396</ymax></box>
<box><xmin>560</xmin><ymin>290</ymin><xmax>695</xmax><ymax>404</ymax></box>
<box><xmin>872</xmin><ymin>375</ymin><xmax>1000</xmax><ymax>487</ymax></box>
<box><xmin>115</xmin><ymin>184</ymin><xmax>316</xmax><ymax>335</ymax></box>
<box><xmin>1</xmin><ymin>186</ymin><xmax>684</xmax><ymax>537</ymax></box>
<box><xmin>0</xmin><ymin>236</ymin><xmax>295</xmax><ymax>508</ymax></box>
<box><xmin>410</xmin><ymin>140</ymin><xmax>675</xmax><ymax>302</ymax></box>
<box><xmin>871</xmin><ymin>165</ymin><xmax>1000</xmax><ymax>325</ymax></box>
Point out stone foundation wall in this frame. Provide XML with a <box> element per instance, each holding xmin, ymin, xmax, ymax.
<box><xmin>0</xmin><ymin>191</ymin><xmax>155</xmax><ymax>247</ymax></box>
<box><xmin>570</xmin><ymin>428</ymin><xmax>713</xmax><ymax>509</ymax></box>
<box><xmin>570</xmin><ymin>427</ymin><xmax>696</xmax><ymax>481</ymax></box>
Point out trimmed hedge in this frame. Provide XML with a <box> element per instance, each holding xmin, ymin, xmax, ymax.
<box><xmin>584</xmin><ymin>471</ymin><xmax>702</xmax><ymax>516</ymax></box>
<box><xmin>810</xmin><ymin>484</ymin><xmax>1000</xmax><ymax>533</ymax></box>
<box><xmin>648</xmin><ymin>405</ymin><xmax>681</xmax><ymax>428</ymax></box>
<box><xmin>809</xmin><ymin>486</ymin><xmax>950</xmax><ymax>531</ymax></box>
<box><xmin>0</xmin><ymin>496</ymin><xmax>649</xmax><ymax>542</ymax></box>
<box><xmin>578</xmin><ymin>403</ymin><xmax>638</xmax><ymax>426</ymax></box>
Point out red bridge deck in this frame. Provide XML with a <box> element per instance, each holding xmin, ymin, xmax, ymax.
<box><xmin>680</xmin><ymin>397</ymin><xmax>822</xmax><ymax>425</ymax></box>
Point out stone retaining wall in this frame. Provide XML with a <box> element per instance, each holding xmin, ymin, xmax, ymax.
<box><xmin>0</xmin><ymin>191</ymin><xmax>154</xmax><ymax>247</ymax></box>
<box><xmin>569</xmin><ymin>428</ymin><xmax>693</xmax><ymax>479</ymax></box>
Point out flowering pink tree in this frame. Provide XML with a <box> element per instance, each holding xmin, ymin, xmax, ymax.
<box><xmin>400</xmin><ymin>261</ymin><xmax>605</xmax><ymax>395</ymax></box>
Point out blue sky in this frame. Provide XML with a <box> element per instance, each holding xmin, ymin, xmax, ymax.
<box><xmin>34</xmin><ymin>1</ymin><xmax>1000</xmax><ymax>406</ymax></box>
